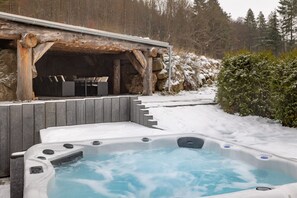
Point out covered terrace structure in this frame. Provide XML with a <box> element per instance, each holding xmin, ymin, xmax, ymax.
<box><xmin>0</xmin><ymin>11</ymin><xmax>171</xmax><ymax>100</ymax></box>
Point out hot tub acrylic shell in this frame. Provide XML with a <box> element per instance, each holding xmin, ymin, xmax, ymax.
<box><xmin>23</xmin><ymin>134</ymin><xmax>297</xmax><ymax>198</ymax></box>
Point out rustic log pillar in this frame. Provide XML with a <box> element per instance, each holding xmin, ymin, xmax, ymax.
<box><xmin>143</xmin><ymin>51</ymin><xmax>153</xmax><ymax>96</ymax></box>
<box><xmin>113</xmin><ymin>59</ymin><xmax>121</xmax><ymax>95</ymax></box>
<box><xmin>16</xmin><ymin>40</ymin><xmax>33</xmax><ymax>101</ymax></box>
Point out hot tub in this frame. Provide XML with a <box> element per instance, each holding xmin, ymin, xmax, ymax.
<box><xmin>23</xmin><ymin>134</ymin><xmax>297</xmax><ymax>198</ymax></box>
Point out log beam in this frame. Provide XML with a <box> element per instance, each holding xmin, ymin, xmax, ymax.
<box><xmin>126</xmin><ymin>52</ymin><xmax>145</xmax><ymax>77</ymax></box>
<box><xmin>143</xmin><ymin>51</ymin><xmax>153</xmax><ymax>96</ymax></box>
<box><xmin>20</xmin><ymin>33</ymin><xmax>38</xmax><ymax>48</ymax></box>
<box><xmin>33</xmin><ymin>42</ymin><xmax>54</xmax><ymax>65</ymax></box>
<box><xmin>0</xmin><ymin>33</ymin><xmax>20</xmax><ymax>40</ymax></box>
<box><xmin>113</xmin><ymin>59</ymin><xmax>121</xmax><ymax>95</ymax></box>
<box><xmin>149</xmin><ymin>47</ymin><xmax>158</xmax><ymax>58</ymax></box>
<box><xmin>31</xmin><ymin>42</ymin><xmax>54</xmax><ymax>78</ymax></box>
<box><xmin>132</xmin><ymin>50</ymin><xmax>147</xmax><ymax>69</ymax></box>
<box><xmin>16</xmin><ymin>40</ymin><xmax>33</xmax><ymax>101</ymax></box>
<box><xmin>0</xmin><ymin>19</ymin><xmax>168</xmax><ymax>55</ymax></box>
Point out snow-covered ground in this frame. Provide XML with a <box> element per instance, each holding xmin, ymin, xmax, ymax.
<box><xmin>0</xmin><ymin>185</ymin><xmax>9</xmax><ymax>198</ymax></box>
<box><xmin>140</xmin><ymin>86</ymin><xmax>297</xmax><ymax>160</ymax></box>
<box><xmin>1</xmin><ymin>85</ymin><xmax>297</xmax><ymax>198</ymax></box>
<box><xmin>141</xmin><ymin>86</ymin><xmax>217</xmax><ymax>108</ymax></box>
<box><xmin>147</xmin><ymin>102</ymin><xmax>297</xmax><ymax>160</ymax></box>
<box><xmin>41</xmin><ymin>122</ymin><xmax>173</xmax><ymax>143</ymax></box>
<box><xmin>41</xmin><ymin>85</ymin><xmax>297</xmax><ymax>159</ymax></box>
<box><xmin>0</xmin><ymin>178</ymin><xmax>10</xmax><ymax>198</ymax></box>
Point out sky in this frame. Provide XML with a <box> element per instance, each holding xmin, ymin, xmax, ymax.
<box><xmin>218</xmin><ymin>0</ymin><xmax>280</xmax><ymax>20</ymax></box>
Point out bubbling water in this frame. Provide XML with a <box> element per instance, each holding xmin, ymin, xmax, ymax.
<box><xmin>48</xmin><ymin>148</ymin><xmax>296</xmax><ymax>198</ymax></box>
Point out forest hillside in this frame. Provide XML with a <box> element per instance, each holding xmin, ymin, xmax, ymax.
<box><xmin>1</xmin><ymin>0</ymin><xmax>296</xmax><ymax>58</ymax></box>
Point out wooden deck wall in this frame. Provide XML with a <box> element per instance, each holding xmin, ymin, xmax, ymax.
<box><xmin>0</xmin><ymin>96</ymin><xmax>157</xmax><ymax>177</ymax></box>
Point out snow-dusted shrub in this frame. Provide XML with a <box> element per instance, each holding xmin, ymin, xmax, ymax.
<box><xmin>218</xmin><ymin>50</ymin><xmax>297</xmax><ymax>128</ymax></box>
<box><xmin>272</xmin><ymin>50</ymin><xmax>297</xmax><ymax>127</ymax></box>
<box><xmin>217</xmin><ymin>51</ymin><xmax>275</xmax><ymax>118</ymax></box>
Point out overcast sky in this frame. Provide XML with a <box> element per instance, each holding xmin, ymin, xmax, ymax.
<box><xmin>218</xmin><ymin>0</ymin><xmax>280</xmax><ymax>20</ymax></box>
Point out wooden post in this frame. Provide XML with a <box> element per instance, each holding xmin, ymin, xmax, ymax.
<box><xmin>143</xmin><ymin>51</ymin><xmax>153</xmax><ymax>96</ymax></box>
<box><xmin>16</xmin><ymin>40</ymin><xmax>33</xmax><ymax>101</ymax></box>
<box><xmin>113</xmin><ymin>59</ymin><xmax>121</xmax><ymax>95</ymax></box>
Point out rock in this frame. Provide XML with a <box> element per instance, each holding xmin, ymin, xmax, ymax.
<box><xmin>171</xmin><ymin>81</ymin><xmax>184</xmax><ymax>92</ymax></box>
<box><xmin>0</xmin><ymin>49</ymin><xmax>17</xmax><ymax>101</ymax></box>
<box><xmin>184</xmin><ymin>77</ymin><xmax>198</xmax><ymax>90</ymax></box>
<box><xmin>209</xmin><ymin>72</ymin><xmax>215</xmax><ymax>81</ymax></box>
<box><xmin>148</xmin><ymin>52</ymin><xmax>221</xmax><ymax>93</ymax></box>
<box><xmin>153</xmin><ymin>58</ymin><xmax>165</xmax><ymax>72</ymax></box>
<box><xmin>127</xmin><ymin>74</ymin><xmax>143</xmax><ymax>94</ymax></box>
<box><xmin>125</xmin><ymin>73</ymin><xmax>158</xmax><ymax>94</ymax></box>
<box><xmin>206</xmin><ymin>79</ymin><xmax>213</xmax><ymax>85</ymax></box>
<box><xmin>0</xmin><ymin>84</ymin><xmax>16</xmax><ymax>101</ymax></box>
<box><xmin>169</xmin><ymin>64</ymin><xmax>185</xmax><ymax>93</ymax></box>
<box><xmin>157</xmin><ymin>79</ymin><xmax>167</xmax><ymax>91</ymax></box>
<box><xmin>152</xmin><ymin>73</ymin><xmax>158</xmax><ymax>92</ymax></box>
<box><xmin>156</xmin><ymin>69</ymin><xmax>168</xmax><ymax>80</ymax></box>
<box><xmin>198</xmin><ymin>73</ymin><xmax>206</xmax><ymax>86</ymax></box>
<box><xmin>163</xmin><ymin>54</ymin><xmax>169</xmax><ymax>62</ymax></box>
<box><xmin>183</xmin><ymin>65</ymin><xmax>198</xmax><ymax>91</ymax></box>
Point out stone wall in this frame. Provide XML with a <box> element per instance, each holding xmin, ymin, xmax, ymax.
<box><xmin>157</xmin><ymin>52</ymin><xmax>221</xmax><ymax>93</ymax></box>
<box><xmin>0</xmin><ymin>49</ymin><xmax>17</xmax><ymax>101</ymax></box>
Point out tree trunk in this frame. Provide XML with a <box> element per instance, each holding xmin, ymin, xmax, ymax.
<box><xmin>113</xmin><ymin>59</ymin><xmax>121</xmax><ymax>95</ymax></box>
<box><xmin>142</xmin><ymin>51</ymin><xmax>153</xmax><ymax>96</ymax></box>
<box><xmin>16</xmin><ymin>40</ymin><xmax>33</xmax><ymax>101</ymax></box>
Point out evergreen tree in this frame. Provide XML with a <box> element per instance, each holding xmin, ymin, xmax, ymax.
<box><xmin>245</xmin><ymin>9</ymin><xmax>257</xmax><ymax>28</ymax></box>
<box><xmin>174</xmin><ymin>0</ymin><xmax>193</xmax><ymax>49</ymax></box>
<box><xmin>277</xmin><ymin>0</ymin><xmax>297</xmax><ymax>50</ymax></box>
<box><xmin>193</xmin><ymin>0</ymin><xmax>206</xmax><ymax>13</ymax></box>
<box><xmin>245</xmin><ymin>9</ymin><xmax>257</xmax><ymax>51</ymax></box>
<box><xmin>205</xmin><ymin>0</ymin><xmax>231</xmax><ymax>58</ymax></box>
<box><xmin>192</xmin><ymin>0</ymin><xmax>209</xmax><ymax>54</ymax></box>
<box><xmin>266</xmin><ymin>12</ymin><xmax>282</xmax><ymax>55</ymax></box>
<box><xmin>256</xmin><ymin>12</ymin><xmax>267</xmax><ymax>51</ymax></box>
<box><xmin>257</xmin><ymin>12</ymin><xmax>267</xmax><ymax>29</ymax></box>
<box><xmin>1</xmin><ymin>0</ymin><xmax>289</xmax><ymax>58</ymax></box>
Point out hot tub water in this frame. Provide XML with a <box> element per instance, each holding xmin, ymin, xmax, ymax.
<box><xmin>48</xmin><ymin>147</ymin><xmax>296</xmax><ymax>198</ymax></box>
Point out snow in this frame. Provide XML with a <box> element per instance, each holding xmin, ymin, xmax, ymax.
<box><xmin>0</xmin><ymin>185</ymin><xmax>9</xmax><ymax>198</ymax></box>
<box><xmin>41</xmin><ymin>122</ymin><xmax>172</xmax><ymax>143</ymax></box>
<box><xmin>140</xmin><ymin>86</ymin><xmax>216</xmax><ymax>108</ymax></box>
<box><xmin>149</xmin><ymin>104</ymin><xmax>297</xmax><ymax>159</ymax></box>
<box><xmin>142</xmin><ymin>86</ymin><xmax>297</xmax><ymax>160</ymax></box>
<box><xmin>40</xmin><ymin>85</ymin><xmax>297</xmax><ymax>160</ymax></box>
<box><xmin>0</xmin><ymin>178</ymin><xmax>10</xmax><ymax>198</ymax></box>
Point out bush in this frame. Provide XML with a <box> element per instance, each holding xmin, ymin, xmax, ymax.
<box><xmin>272</xmin><ymin>50</ymin><xmax>297</xmax><ymax>127</ymax></box>
<box><xmin>218</xmin><ymin>50</ymin><xmax>297</xmax><ymax>127</ymax></box>
<box><xmin>217</xmin><ymin>51</ymin><xmax>275</xmax><ymax>118</ymax></box>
